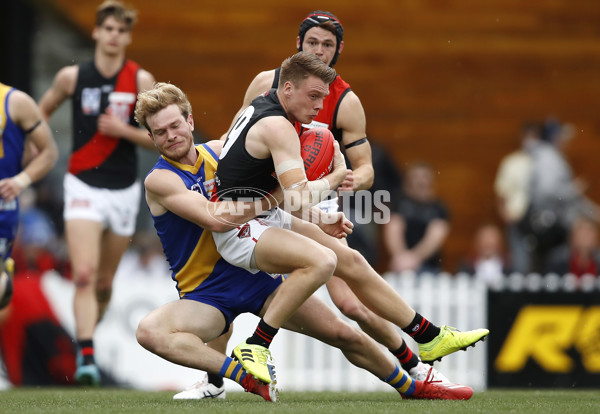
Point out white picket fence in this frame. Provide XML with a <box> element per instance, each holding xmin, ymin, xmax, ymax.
<box><xmin>6</xmin><ymin>255</ymin><xmax>489</xmax><ymax>392</ymax></box>
<box><xmin>235</xmin><ymin>272</ymin><xmax>489</xmax><ymax>393</ymax></box>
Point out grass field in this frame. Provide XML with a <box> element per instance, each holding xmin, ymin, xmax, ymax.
<box><xmin>1</xmin><ymin>389</ymin><xmax>599</xmax><ymax>414</ymax></box>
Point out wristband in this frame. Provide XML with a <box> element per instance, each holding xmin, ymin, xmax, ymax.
<box><xmin>14</xmin><ymin>172</ymin><xmax>32</xmax><ymax>189</ymax></box>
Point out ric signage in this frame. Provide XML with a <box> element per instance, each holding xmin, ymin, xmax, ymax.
<box><xmin>488</xmin><ymin>291</ymin><xmax>600</xmax><ymax>388</ymax></box>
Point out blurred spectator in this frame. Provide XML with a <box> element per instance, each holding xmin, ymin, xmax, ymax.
<box><xmin>342</xmin><ymin>142</ymin><xmax>402</xmax><ymax>266</ymax></box>
<box><xmin>10</xmin><ymin>186</ymin><xmax>68</xmax><ymax>277</ymax></box>
<box><xmin>545</xmin><ymin>216</ymin><xmax>600</xmax><ymax>277</ymax></box>
<box><xmin>521</xmin><ymin>119</ymin><xmax>599</xmax><ymax>272</ymax></box>
<box><xmin>383</xmin><ymin>161</ymin><xmax>449</xmax><ymax>274</ymax></box>
<box><xmin>116</xmin><ymin>230</ymin><xmax>169</xmax><ymax>279</ymax></box>
<box><xmin>458</xmin><ymin>223</ymin><xmax>511</xmax><ymax>286</ymax></box>
<box><xmin>494</xmin><ymin>122</ymin><xmax>543</xmax><ymax>274</ymax></box>
<box><xmin>0</xmin><ymin>269</ymin><xmax>76</xmax><ymax>386</ymax></box>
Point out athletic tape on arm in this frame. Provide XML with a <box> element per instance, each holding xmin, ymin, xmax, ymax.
<box><xmin>275</xmin><ymin>159</ymin><xmax>307</xmax><ymax>189</ymax></box>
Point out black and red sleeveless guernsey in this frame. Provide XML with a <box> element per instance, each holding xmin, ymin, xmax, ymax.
<box><xmin>70</xmin><ymin>60</ymin><xmax>140</xmax><ymax>189</ymax></box>
<box><xmin>272</xmin><ymin>67</ymin><xmax>351</xmax><ymax>143</ymax></box>
<box><xmin>214</xmin><ymin>89</ymin><xmax>286</xmax><ymax>201</ymax></box>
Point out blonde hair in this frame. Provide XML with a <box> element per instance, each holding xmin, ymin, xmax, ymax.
<box><xmin>96</xmin><ymin>0</ymin><xmax>137</xmax><ymax>31</ymax></box>
<box><xmin>135</xmin><ymin>82</ymin><xmax>192</xmax><ymax>132</ymax></box>
<box><xmin>278</xmin><ymin>51</ymin><xmax>337</xmax><ymax>89</ymax></box>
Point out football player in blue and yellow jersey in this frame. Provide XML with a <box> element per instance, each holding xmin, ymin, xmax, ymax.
<box><xmin>0</xmin><ymin>83</ymin><xmax>57</xmax><ymax>309</ymax></box>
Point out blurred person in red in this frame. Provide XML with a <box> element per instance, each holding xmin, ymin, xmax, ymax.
<box><xmin>545</xmin><ymin>215</ymin><xmax>600</xmax><ymax>278</ymax></box>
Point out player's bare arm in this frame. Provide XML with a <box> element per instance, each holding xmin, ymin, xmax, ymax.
<box><xmin>336</xmin><ymin>91</ymin><xmax>374</xmax><ymax>191</ymax></box>
<box><xmin>252</xmin><ymin>117</ymin><xmax>346</xmax><ymax>213</ymax></box>
<box><xmin>38</xmin><ymin>65</ymin><xmax>78</xmax><ymax>121</ymax></box>
<box><xmin>0</xmin><ymin>91</ymin><xmax>58</xmax><ymax>202</ymax></box>
<box><xmin>98</xmin><ymin>69</ymin><xmax>156</xmax><ymax>150</ymax></box>
<box><xmin>145</xmin><ymin>162</ymin><xmax>280</xmax><ymax>232</ymax></box>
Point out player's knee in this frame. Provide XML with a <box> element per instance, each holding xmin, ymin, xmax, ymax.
<box><xmin>336</xmin><ymin>297</ymin><xmax>368</xmax><ymax>323</ymax></box>
<box><xmin>338</xmin><ymin>246</ymin><xmax>367</xmax><ymax>275</ymax></box>
<box><xmin>72</xmin><ymin>264</ymin><xmax>97</xmax><ymax>289</ymax></box>
<box><xmin>312</xmin><ymin>247</ymin><xmax>337</xmax><ymax>284</ymax></box>
<box><xmin>136</xmin><ymin>314</ymin><xmax>162</xmax><ymax>352</ymax></box>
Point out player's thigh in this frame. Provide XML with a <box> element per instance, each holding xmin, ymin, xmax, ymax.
<box><xmin>141</xmin><ymin>299</ymin><xmax>227</xmax><ymax>343</ymax></box>
<box><xmin>254</xmin><ymin>226</ymin><xmax>335</xmax><ymax>274</ymax></box>
<box><xmin>291</xmin><ymin>215</ymin><xmax>353</xmax><ymax>259</ymax></box>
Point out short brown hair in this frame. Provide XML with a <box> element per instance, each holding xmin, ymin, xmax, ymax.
<box><xmin>278</xmin><ymin>51</ymin><xmax>337</xmax><ymax>90</ymax></box>
<box><xmin>96</xmin><ymin>0</ymin><xmax>137</xmax><ymax>31</ymax></box>
<box><xmin>135</xmin><ymin>82</ymin><xmax>192</xmax><ymax>132</ymax></box>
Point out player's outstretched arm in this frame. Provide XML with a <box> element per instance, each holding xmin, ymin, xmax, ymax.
<box><xmin>260</xmin><ymin>119</ymin><xmax>346</xmax><ymax>213</ymax></box>
<box><xmin>145</xmin><ymin>169</ymin><xmax>279</xmax><ymax>232</ymax></box>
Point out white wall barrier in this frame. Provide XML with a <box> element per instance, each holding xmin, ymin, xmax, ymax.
<box><xmin>34</xmin><ymin>254</ymin><xmax>489</xmax><ymax>392</ymax></box>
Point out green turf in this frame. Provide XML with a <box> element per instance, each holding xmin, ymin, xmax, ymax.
<box><xmin>1</xmin><ymin>389</ymin><xmax>599</xmax><ymax>414</ymax></box>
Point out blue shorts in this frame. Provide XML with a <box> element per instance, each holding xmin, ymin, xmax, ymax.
<box><xmin>0</xmin><ymin>200</ymin><xmax>19</xmax><ymax>258</ymax></box>
<box><xmin>181</xmin><ymin>258</ymin><xmax>282</xmax><ymax>333</ymax></box>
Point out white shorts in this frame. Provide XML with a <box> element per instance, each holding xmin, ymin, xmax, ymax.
<box><xmin>316</xmin><ymin>196</ymin><xmax>339</xmax><ymax>213</ymax></box>
<box><xmin>212</xmin><ymin>207</ymin><xmax>293</xmax><ymax>274</ymax></box>
<box><xmin>63</xmin><ymin>173</ymin><xmax>141</xmax><ymax>237</ymax></box>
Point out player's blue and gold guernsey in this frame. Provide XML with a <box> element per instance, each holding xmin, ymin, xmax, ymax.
<box><xmin>149</xmin><ymin>143</ymin><xmax>281</xmax><ymax>324</ymax></box>
<box><xmin>0</xmin><ymin>83</ymin><xmax>24</xmax><ymax>257</ymax></box>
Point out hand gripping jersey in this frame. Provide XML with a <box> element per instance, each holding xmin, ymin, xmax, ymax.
<box><xmin>215</xmin><ymin>90</ymin><xmax>286</xmax><ymax>201</ymax></box>
<box><xmin>271</xmin><ymin>67</ymin><xmax>351</xmax><ymax>142</ymax></box>
<box><xmin>70</xmin><ymin>60</ymin><xmax>140</xmax><ymax>189</ymax></box>
<box><xmin>0</xmin><ymin>83</ymin><xmax>24</xmax><ymax>250</ymax></box>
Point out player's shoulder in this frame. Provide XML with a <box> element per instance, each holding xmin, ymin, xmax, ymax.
<box><xmin>250</xmin><ymin>69</ymin><xmax>277</xmax><ymax>91</ymax></box>
<box><xmin>253</xmin><ymin>114</ymin><xmax>295</xmax><ymax>140</ymax></box>
<box><xmin>137</xmin><ymin>68</ymin><xmax>156</xmax><ymax>91</ymax></box>
<box><xmin>56</xmin><ymin>64</ymin><xmax>79</xmax><ymax>80</ymax></box>
<box><xmin>204</xmin><ymin>140</ymin><xmax>224</xmax><ymax>157</ymax></box>
<box><xmin>7</xmin><ymin>88</ymin><xmax>34</xmax><ymax>106</ymax></box>
<box><xmin>254</xmin><ymin>68</ymin><xmax>277</xmax><ymax>83</ymax></box>
<box><xmin>337</xmin><ymin>90</ymin><xmax>364</xmax><ymax>118</ymax></box>
<box><xmin>52</xmin><ymin>64</ymin><xmax>79</xmax><ymax>94</ymax></box>
<box><xmin>243</xmin><ymin>69</ymin><xmax>277</xmax><ymax>107</ymax></box>
<box><xmin>6</xmin><ymin>88</ymin><xmax>38</xmax><ymax>124</ymax></box>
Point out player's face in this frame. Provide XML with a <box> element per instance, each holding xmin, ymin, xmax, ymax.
<box><xmin>286</xmin><ymin>75</ymin><xmax>329</xmax><ymax>124</ymax></box>
<box><xmin>147</xmin><ymin>104</ymin><xmax>195</xmax><ymax>161</ymax></box>
<box><xmin>93</xmin><ymin>16</ymin><xmax>132</xmax><ymax>56</ymax></box>
<box><xmin>298</xmin><ymin>27</ymin><xmax>341</xmax><ymax>66</ymax></box>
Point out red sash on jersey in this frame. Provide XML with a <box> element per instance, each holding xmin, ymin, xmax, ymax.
<box><xmin>68</xmin><ymin>60</ymin><xmax>139</xmax><ymax>176</ymax></box>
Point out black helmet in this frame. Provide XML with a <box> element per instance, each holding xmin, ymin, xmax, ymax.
<box><xmin>298</xmin><ymin>11</ymin><xmax>344</xmax><ymax>67</ymax></box>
